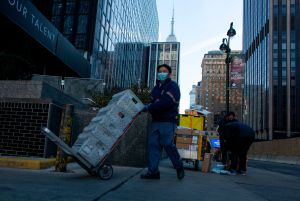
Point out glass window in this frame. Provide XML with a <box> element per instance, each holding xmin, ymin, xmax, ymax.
<box><xmin>52</xmin><ymin>3</ymin><xmax>63</xmax><ymax>15</ymax></box>
<box><xmin>66</xmin><ymin>1</ymin><xmax>76</xmax><ymax>14</ymax></box>
<box><xmin>282</xmin><ymin>61</ymin><xmax>286</xmax><ymax>67</ymax></box>
<box><xmin>172</xmin><ymin>44</ymin><xmax>177</xmax><ymax>51</ymax></box>
<box><xmin>63</xmin><ymin>16</ymin><xmax>74</xmax><ymax>34</ymax></box>
<box><xmin>79</xmin><ymin>1</ymin><xmax>89</xmax><ymax>14</ymax></box>
<box><xmin>282</xmin><ymin>69</ymin><xmax>286</xmax><ymax>77</ymax></box>
<box><xmin>51</xmin><ymin>16</ymin><xmax>61</xmax><ymax>28</ymax></box>
<box><xmin>291</xmin><ymin>52</ymin><xmax>295</xmax><ymax>59</ymax></box>
<box><xmin>291</xmin><ymin>61</ymin><xmax>296</xmax><ymax>67</ymax></box>
<box><xmin>291</xmin><ymin>43</ymin><xmax>295</xmax><ymax>49</ymax></box>
<box><xmin>77</xmin><ymin>15</ymin><xmax>88</xmax><ymax>34</ymax></box>
<box><xmin>273</xmin><ymin>68</ymin><xmax>278</xmax><ymax>77</ymax></box>
<box><xmin>75</xmin><ymin>35</ymin><xmax>86</xmax><ymax>48</ymax></box>
<box><xmin>165</xmin><ymin>44</ymin><xmax>170</xmax><ymax>52</ymax></box>
<box><xmin>273</xmin><ymin>43</ymin><xmax>278</xmax><ymax>49</ymax></box>
<box><xmin>282</xmin><ymin>79</ymin><xmax>287</xmax><ymax>86</ymax></box>
<box><xmin>282</xmin><ymin>43</ymin><xmax>286</xmax><ymax>49</ymax></box>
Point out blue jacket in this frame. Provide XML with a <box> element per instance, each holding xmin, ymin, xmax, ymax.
<box><xmin>148</xmin><ymin>78</ymin><xmax>180</xmax><ymax>123</ymax></box>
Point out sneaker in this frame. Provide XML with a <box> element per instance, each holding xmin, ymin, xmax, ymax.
<box><xmin>140</xmin><ymin>171</ymin><xmax>160</xmax><ymax>180</ymax></box>
<box><xmin>238</xmin><ymin>170</ymin><xmax>247</xmax><ymax>176</ymax></box>
<box><xmin>176</xmin><ymin>167</ymin><xmax>185</xmax><ymax>180</ymax></box>
<box><xmin>229</xmin><ymin>169</ymin><xmax>237</xmax><ymax>175</ymax></box>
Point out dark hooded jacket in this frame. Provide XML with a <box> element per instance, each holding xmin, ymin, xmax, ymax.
<box><xmin>148</xmin><ymin>78</ymin><xmax>180</xmax><ymax>123</ymax></box>
<box><xmin>223</xmin><ymin>121</ymin><xmax>255</xmax><ymax>150</ymax></box>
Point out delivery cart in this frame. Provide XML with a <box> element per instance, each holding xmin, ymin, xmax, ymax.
<box><xmin>42</xmin><ymin>127</ymin><xmax>114</xmax><ymax>179</ymax></box>
<box><xmin>42</xmin><ymin>89</ymin><xmax>144</xmax><ymax>180</ymax></box>
<box><xmin>175</xmin><ymin>129</ymin><xmax>211</xmax><ymax>170</ymax></box>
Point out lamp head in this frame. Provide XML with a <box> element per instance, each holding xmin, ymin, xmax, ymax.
<box><xmin>227</xmin><ymin>22</ymin><xmax>236</xmax><ymax>37</ymax></box>
<box><xmin>219</xmin><ymin>38</ymin><xmax>229</xmax><ymax>52</ymax></box>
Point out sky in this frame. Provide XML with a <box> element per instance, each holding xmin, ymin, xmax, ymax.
<box><xmin>156</xmin><ymin>0</ymin><xmax>243</xmax><ymax>113</ymax></box>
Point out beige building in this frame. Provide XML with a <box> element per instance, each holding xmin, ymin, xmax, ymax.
<box><xmin>200</xmin><ymin>50</ymin><xmax>244</xmax><ymax>129</ymax></box>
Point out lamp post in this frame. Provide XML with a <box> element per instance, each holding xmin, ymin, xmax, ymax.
<box><xmin>219</xmin><ymin>22</ymin><xmax>236</xmax><ymax>114</ymax></box>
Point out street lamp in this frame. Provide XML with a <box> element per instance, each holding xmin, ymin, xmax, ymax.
<box><xmin>219</xmin><ymin>22</ymin><xmax>236</xmax><ymax>114</ymax></box>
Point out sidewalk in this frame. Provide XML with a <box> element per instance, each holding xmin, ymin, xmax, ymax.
<box><xmin>1</xmin><ymin>159</ymin><xmax>299</xmax><ymax>201</ymax></box>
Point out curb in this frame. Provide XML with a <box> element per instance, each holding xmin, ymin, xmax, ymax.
<box><xmin>0</xmin><ymin>157</ymin><xmax>55</xmax><ymax>169</ymax></box>
<box><xmin>248</xmin><ymin>155</ymin><xmax>300</xmax><ymax>165</ymax></box>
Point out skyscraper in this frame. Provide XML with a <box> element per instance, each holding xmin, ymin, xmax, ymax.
<box><xmin>243</xmin><ymin>0</ymin><xmax>299</xmax><ymax>139</ymax></box>
<box><xmin>189</xmin><ymin>81</ymin><xmax>202</xmax><ymax>108</ymax></box>
<box><xmin>200</xmin><ymin>50</ymin><xmax>243</xmax><ymax>129</ymax></box>
<box><xmin>148</xmin><ymin>7</ymin><xmax>180</xmax><ymax>88</ymax></box>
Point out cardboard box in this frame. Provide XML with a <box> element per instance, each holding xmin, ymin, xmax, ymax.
<box><xmin>201</xmin><ymin>153</ymin><xmax>213</xmax><ymax>173</ymax></box>
<box><xmin>175</xmin><ymin>128</ymin><xmax>193</xmax><ymax>135</ymax></box>
<box><xmin>176</xmin><ymin>143</ymin><xmax>190</xmax><ymax>149</ymax></box>
<box><xmin>176</xmin><ymin>136</ymin><xmax>192</xmax><ymax>144</ymax></box>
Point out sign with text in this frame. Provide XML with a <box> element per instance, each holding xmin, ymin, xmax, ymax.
<box><xmin>230</xmin><ymin>55</ymin><xmax>245</xmax><ymax>89</ymax></box>
<box><xmin>0</xmin><ymin>0</ymin><xmax>59</xmax><ymax>54</ymax></box>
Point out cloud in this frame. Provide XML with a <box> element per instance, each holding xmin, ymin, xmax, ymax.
<box><xmin>181</xmin><ymin>34</ymin><xmax>224</xmax><ymax>57</ymax></box>
<box><xmin>181</xmin><ymin>27</ymin><xmax>243</xmax><ymax>58</ymax></box>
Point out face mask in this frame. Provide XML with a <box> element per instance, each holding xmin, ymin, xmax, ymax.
<box><xmin>157</xmin><ymin>72</ymin><xmax>169</xmax><ymax>81</ymax></box>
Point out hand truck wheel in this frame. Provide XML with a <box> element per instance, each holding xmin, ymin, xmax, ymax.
<box><xmin>97</xmin><ymin>163</ymin><xmax>113</xmax><ymax>180</ymax></box>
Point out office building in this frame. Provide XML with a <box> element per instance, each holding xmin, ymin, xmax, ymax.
<box><xmin>1</xmin><ymin>0</ymin><xmax>159</xmax><ymax>89</ymax></box>
<box><xmin>200</xmin><ymin>50</ymin><xmax>243</xmax><ymax>129</ymax></box>
<box><xmin>189</xmin><ymin>81</ymin><xmax>202</xmax><ymax>108</ymax></box>
<box><xmin>243</xmin><ymin>0</ymin><xmax>299</xmax><ymax>139</ymax></box>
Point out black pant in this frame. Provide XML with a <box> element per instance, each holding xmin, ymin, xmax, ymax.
<box><xmin>230</xmin><ymin>137</ymin><xmax>254</xmax><ymax>171</ymax></box>
<box><xmin>219</xmin><ymin>136</ymin><xmax>227</xmax><ymax>165</ymax></box>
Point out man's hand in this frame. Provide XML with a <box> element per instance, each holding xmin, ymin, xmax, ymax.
<box><xmin>142</xmin><ymin>104</ymin><xmax>151</xmax><ymax>112</ymax></box>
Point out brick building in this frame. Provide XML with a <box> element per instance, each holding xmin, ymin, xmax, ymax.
<box><xmin>200</xmin><ymin>50</ymin><xmax>244</xmax><ymax>129</ymax></box>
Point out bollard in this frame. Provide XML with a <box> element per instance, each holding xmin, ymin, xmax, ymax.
<box><xmin>55</xmin><ymin>104</ymin><xmax>74</xmax><ymax>172</ymax></box>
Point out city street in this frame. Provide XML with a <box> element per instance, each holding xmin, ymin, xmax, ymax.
<box><xmin>1</xmin><ymin>159</ymin><xmax>300</xmax><ymax>201</ymax></box>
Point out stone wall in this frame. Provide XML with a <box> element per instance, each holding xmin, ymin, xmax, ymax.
<box><xmin>107</xmin><ymin>112</ymin><xmax>151</xmax><ymax>167</ymax></box>
<box><xmin>248</xmin><ymin>137</ymin><xmax>300</xmax><ymax>164</ymax></box>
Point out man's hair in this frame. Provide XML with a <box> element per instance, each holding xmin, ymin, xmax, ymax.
<box><xmin>157</xmin><ymin>64</ymin><xmax>172</xmax><ymax>73</ymax></box>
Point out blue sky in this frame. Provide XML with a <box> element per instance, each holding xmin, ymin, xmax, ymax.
<box><xmin>156</xmin><ymin>0</ymin><xmax>243</xmax><ymax>113</ymax></box>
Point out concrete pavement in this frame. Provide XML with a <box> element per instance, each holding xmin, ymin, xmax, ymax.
<box><xmin>1</xmin><ymin>159</ymin><xmax>300</xmax><ymax>201</ymax></box>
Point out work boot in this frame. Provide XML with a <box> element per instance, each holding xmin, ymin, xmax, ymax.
<box><xmin>140</xmin><ymin>171</ymin><xmax>160</xmax><ymax>180</ymax></box>
<box><xmin>176</xmin><ymin>167</ymin><xmax>185</xmax><ymax>180</ymax></box>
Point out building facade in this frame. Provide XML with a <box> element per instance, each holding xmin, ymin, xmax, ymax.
<box><xmin>33</xmin><ymin>0</ymin><xmax>159</xmax><ymax>88</ymax></box>
<box><xmin>148</xmin><ymin>42</ymin><xmax>180</xmax><ymax>88</ymax></box>
<box><xmin>189</xmin><ymin>81</ymin><xmax>202</xmax><ymax>108</ymax></box>
<box><xmin>200</xmin><ymin>50</ymin><xmax>243</xmax><ymax>129</ymax></box>
<box><xmin>0</xmin><ymin>0</ymin><xmax>91</xmax><ymax>78</ymax></box>
<box><xmin>243</xmin><ymin>0</ymin><xmax>300</xmax><ymax>139</ymax></box>
<box><xmin>147</xmin><ymin>8</ymin><xmax>180</xmax><ymax>88</ymax></box>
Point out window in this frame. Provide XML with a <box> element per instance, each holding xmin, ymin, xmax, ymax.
<box><xmin>77</xmin><ymin>15</ymin><xmax>88</xmax><ymax>34</ymax></box>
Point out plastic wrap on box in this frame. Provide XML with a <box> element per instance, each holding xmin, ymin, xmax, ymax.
<box><xmin>73</xmin><ymin>89</ymin><xmax>143</xmax><ymax>167</ymax></box>
<box><xmin>109</xmin><ymin>89</ymin><xmax>144</xmax><ymax>117</ymax></box>
<box><xmin>90</xmin><ymin>129</ymin><xmax>117</xmax><ymax>148</ymax></box>
<box><xmin>72</xmin><ymin>132</ymin><xmax>92</xmax><ymax>151</ymax></box>
<box><xmin>178</xmin><ymin>149</ymin><xmax>198</xmax><ymax>160</ymax></box>
<box><xmin>76</xmin><ymin>136</ymin><xmax>109</xmax><ymax>167</ymax></box>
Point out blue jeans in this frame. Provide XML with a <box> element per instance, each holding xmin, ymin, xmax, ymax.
<box><xmin>147</xmin><ymin>122</ymin><xmax>183</xmax><ymax>173</ymax></box>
